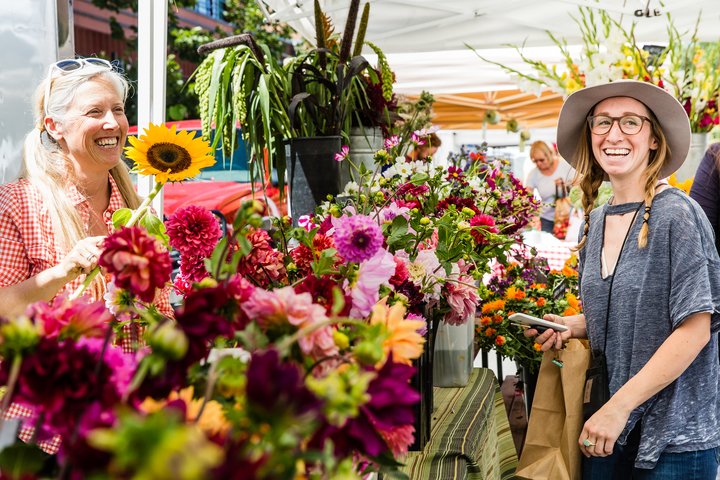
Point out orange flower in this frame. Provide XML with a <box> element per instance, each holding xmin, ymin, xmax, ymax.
<box><xmin>485</xmin><ymin>327</ymin><xmax>497</xmax><ymax>337</ymax></box>
<box><xmin>493</xmin><ymin>314</ymin><xmax>503</xmax><ymax>324</ymax></box>
<box><xmin>370</xmin><ymin>298</ymin><xmax>425</xmax><ymax>366</ymax></box>
<box><xmin>533</xmin><ymin>343</ymin><xmax>543</xmax><ymax>351</ymax></box>
<box><xmin>562</xmin><ymin>265</ymin><xmax>578</xmax><ymax>277</ymax></box>
<box><xmin>495</xmin><ymin>335</ymin><xmax>506</xmax><ymax>346</ymax></box>
<box><xmin>141</xmin><ymin>386</ymin><xmax>230</xmax><ymax>436</ymax></box>
<box><xmin>529</xmin><ymin>283</ymin><xmax>546</xmax><ymax>290</ymax></box>
<box><xmin>480</xmin><ymin>316</ymin><xmax>492</xmax><ymax>326</ymax></box>
<box><xmin>565</xmin><ymin>254</ymin><xmax>579</xmax><ymax>268</ymax></box>
<box><xmin>481</xmin><ymin>299</ymin><xmax>506</xmax><ymax>314</ymax></box>
<box><xmin>505</xmin><ymin>286</ymin><xmax>526</xmax><ymax>300</ymax></box>
<box><xmin>566</xmin><ymin>293</ymin><xmax>580</xmax><ymax>310</ymax></box>
<box><xmin>536</xmin><ymin>297</ymin><xmax>546</xmax><ymax>307</ymax></box>
<box><xmin>549</xmin><ymin>269</ymin><xmax>562</xmax><ymax>275</ymax></box>
<box><xmin>564</xmin><ymin>306</ymin><xmax>578</xmax><ymax>316</ymax></box>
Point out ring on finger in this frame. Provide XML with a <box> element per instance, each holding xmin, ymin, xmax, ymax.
<box><xmin>86</xmin><ymin>253</ymin><xmax>95</xmax><ymax>262</ymax></box>
<box><xmin>582</xmin><ymin>438</ymin><xmax>595</xmax><ymax>447</ymax></box>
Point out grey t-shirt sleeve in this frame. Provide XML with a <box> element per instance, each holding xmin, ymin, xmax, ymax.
<box><xmin>666</xmin><ymin>195</ymin><xmax>720</xmax><ymax>332</ymax></box>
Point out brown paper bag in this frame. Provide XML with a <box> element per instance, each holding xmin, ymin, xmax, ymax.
<box><xmin>515</xmin><ymin>339</ymin><xmax>591</xmax><ymax>480</ymax></box>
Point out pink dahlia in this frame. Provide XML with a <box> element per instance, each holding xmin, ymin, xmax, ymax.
<box><xmin>165</xmin><ymin>205</ymin><xmax>222</xmax><ymax>258</ymax></box>
<box><xmin>28</xmin><ymin>295</ymin><xmax>111</xmax><ymax>340</ymax></box>
<box><xmin>333</xmin><ymin>214</ymin><xmax>383</xmax><ymax>263</ymax></box>
<box><xmin>444</xmin><ymin>275</ymin><xmax>479</xmax><ymax>326</ymax></box>
<box><xmin>99</xmin><ymin>226</ymin><xmax>172</xmax><ymax>303</ymax></box>
<box><xmin>242</xmin><ymin>287</ymin><xmax>337</xmax><ymax>360</ymax></box>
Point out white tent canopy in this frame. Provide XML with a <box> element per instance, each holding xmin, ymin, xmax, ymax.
<box><xmin>260</xmin><ymin>0</ymin><xmax>720</xmax><ymax>94</ymax></box>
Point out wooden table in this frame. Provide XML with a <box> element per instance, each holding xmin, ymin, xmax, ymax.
<box><xmin>397</xmin><ymin>368</ymin><xmax>518</xmax><ymax>479</ymax></box>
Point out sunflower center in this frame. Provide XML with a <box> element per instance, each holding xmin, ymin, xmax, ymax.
<box><xmin>146</xmin><ymin>143</ymin><xmax>193</xmax><ymax>173</ymax></box>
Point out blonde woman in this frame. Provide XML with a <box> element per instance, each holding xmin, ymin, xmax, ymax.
<box><xmin>0</xmin><ymin>58</ymin><xmax>168</xmax><ymax>317</ymax></box>
<box><xmin>525</xmin><ymin>140</ymin><xmax>574</xmax><ymax>233</ymax></box>
<box><xmin>528</xmin><ymin>81</ymin><xmax>720</xmax><ymax>479</ymax></box>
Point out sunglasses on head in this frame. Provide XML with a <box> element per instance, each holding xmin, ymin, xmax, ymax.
<box><xmin>44</xmin><ymin>58</ymin><xmax>115</xmax><ymax>116</ymax></box>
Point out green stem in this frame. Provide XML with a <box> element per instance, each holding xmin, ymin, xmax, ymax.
<box><xmin>69</xmin><ymin>181</ymin><xmax>164</xmax><ymax>300</ymax></box>
<box><xmin>0</xmin><ymin>354</ymin><xmax>22</xmax><ymax>432</ymax></box>
<box><xmin>122</xmin><ymin>355</ymin><xmax>151</xmax><ymax>403</ymax></box>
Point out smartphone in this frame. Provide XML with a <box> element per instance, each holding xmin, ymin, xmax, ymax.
<box><xmin>508</xmin><ymin>312</ymin><xmax>569</xmax><ymax>332</ymax></box>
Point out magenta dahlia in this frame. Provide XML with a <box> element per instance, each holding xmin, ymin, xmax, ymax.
<box><xmin>165</xmin><ymin>205</ymin><xmax>222</xmax><ymax>258</ymax></box>
<box><xmin>333</xmin><ymin>214</ymin><xmax>383</xmax><ymax>263</ymax></box>
<box><xmin>98</xmin><ymin>226</ymin><xmax>172</xmax><ymax>303</ymax></box>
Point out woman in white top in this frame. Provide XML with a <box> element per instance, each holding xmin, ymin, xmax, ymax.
<box><xmin>525</xmin><ymin>140</ymin><xmax>574</xmax><ymax>233</ymax></box>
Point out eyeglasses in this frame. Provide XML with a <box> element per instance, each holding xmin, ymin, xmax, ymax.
<box><xmin>44</xmin><ymin>58</ymin><xmax>114</xmax><ymax>116</ymax></box>
<box><xmin>587</xmin><ymin>114</ymin><xmax>651</xmax><ymax>135</ymax></box>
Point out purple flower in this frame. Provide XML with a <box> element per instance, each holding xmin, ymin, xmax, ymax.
<box><xmin>245</xmin><ymin>349</ymin><xmax>322</xmax><ymax>419</ymax></box>
<box><xmin>333</xmin><ymin>214</ymin><xmax>384</xmax><ymax>263</ymax></box>
<box><xmin>334</xmin><ymin>145</ymin><xmax>350</xmax><ymax>162</ymax></box>
<box><xmin>312</xmin><ymin>358</ymin><xmax>419</xmax><ymax>458</ymax></box>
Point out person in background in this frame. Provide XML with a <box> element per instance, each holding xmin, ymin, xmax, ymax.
<box><xmin>0</xmin><ymin>58</ymin><xmax>171</xmax><ymax>318</ymax></box>
<box><xmin>689</xmin><ymin>143</ymin><xmax>720</xmax><ymax>254</ymax></box>
<box><xmin>528</xmin><ymin>80</ymin><xmax>720</xmax><ymax>479</ymax></box>
<box><xmin>407</xmin><ymin>132</ymin><xmax>441</xmax><ymax>162</ymax></box>
<box><xmin>525</xmin><ymin>140</ymin><xmax>575</xmax><ymax>234</ymax></box>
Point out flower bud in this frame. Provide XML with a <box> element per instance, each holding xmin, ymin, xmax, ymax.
<box><xmin>0</xmin><ymin>316</ymin><xmax>40</xmax><ymax>355</ymax></box>
<box><xmin>333</xmin><ymin>330</ymin><xmax>350</xmax><ymax>350</ymax></box>
<box><xmin>419</xmin><ymin>217</ymin><xmax>430</xmax><ymax>226</ymax></box>
<box><xmin>148</xmin><ymin>322</ymin><xmax>188</xmax><ymax>360</ymax></box>
<box><xmin>461</xmin><ymin>207</ymin><xmax>476</xmax><ymax>217</ymax></box>
<box><xmin>353</xmin><ymin>340</ymin><xmax>384</xmax><ymax>366</ymax></box>
<box><xmin>198</xmin><ymin>277</ymin><xmax>218</xmax><ymax>288</ymax></box>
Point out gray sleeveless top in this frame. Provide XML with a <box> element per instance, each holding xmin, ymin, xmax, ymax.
<box><xmin>578</xmin><ymin>188</ymin><xmax>720</xmax><ymax>469</ymax></box>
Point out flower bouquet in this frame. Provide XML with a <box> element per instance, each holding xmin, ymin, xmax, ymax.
<box><xmin>476</xmin><ymin>251</ymin><xmax>582</xmax><ymax>373</ymax></box>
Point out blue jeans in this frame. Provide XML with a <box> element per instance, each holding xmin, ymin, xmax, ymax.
<box><xmin>583</xmin><ymin>426</ymin><xmax>718</xmax><ymax>479</ymax></box>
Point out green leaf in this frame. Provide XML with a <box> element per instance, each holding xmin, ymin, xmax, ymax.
<box><xmin>112</xmin><ymin>208</ymin><xmax>133</xmax><ymax>229</ymax></box>
<box><xmin>139</xmin><ymin>212</ymin><xmax>169</xmax><ymax>246</ymax></box>
<box><xmin>0</xmin><ymin>443</ymin><xmax>51</xmax><ymax>477</ymax></box>
<box><xmin>311</xmin><ymin>248</ymin><xmax>339</xmax><ymax>276</ymax></box>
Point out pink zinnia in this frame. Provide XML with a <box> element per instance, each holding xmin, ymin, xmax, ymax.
<box><xmin>99</xmin><ymin>226</ymin><xmax>172</xmax><ymax>303</ymax></box>
<box><xmin>333</xmin><ymin>214</ymin><xmax>383</xmax><ymax>263</ymax></box>
<box><xmin>165</xmin><ymin>205</ymin><xmax>222</xmax><ymax>258</ymax></box>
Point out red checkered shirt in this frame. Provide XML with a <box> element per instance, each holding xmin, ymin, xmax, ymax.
<box><xmin>0</xmin><ymin>174</ymin><xmax>173</xmax><ymax>453</ymax></box>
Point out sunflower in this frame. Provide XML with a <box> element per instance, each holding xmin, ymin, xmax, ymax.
<box><xmin>125</xmin><ymin>123</ymin><xmax>216</xmax><ymax>183</ymax></box>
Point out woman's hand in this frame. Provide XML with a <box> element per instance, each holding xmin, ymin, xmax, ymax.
<box><xmin>523</xmin><ymin>314</ymin><xmax>586</xmax><ymax>351</ymax></box>
<box><xmin>56</xmin><ymin>235</ymin><xmax>106</xmax><ymax>280</ymax></box>
<box><xmin>578</xmin><ymin>401</ymin><xmax>631</xmax><ymax>457</ymax></box>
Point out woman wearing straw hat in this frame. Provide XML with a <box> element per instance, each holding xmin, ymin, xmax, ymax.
<box><xmin>528</xmin><ymin>80</ymin><xmax>720</xmax><ymax>478</ymax></box>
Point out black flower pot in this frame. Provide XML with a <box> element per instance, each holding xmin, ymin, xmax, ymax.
<box><xmin>518</xmin><ymin>363</ymin><xmax>539</xmax><ymax>419</ymax></box>
<box><xmin>285</xmin><ymin>136</ymin><xmax>342</xmax><ymax>224</ymax></box>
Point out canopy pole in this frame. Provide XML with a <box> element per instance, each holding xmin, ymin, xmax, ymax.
<box><xmin>136</xmin><ymin>0</ymin><xmax>167</xmax><ymax>215</ymax></box>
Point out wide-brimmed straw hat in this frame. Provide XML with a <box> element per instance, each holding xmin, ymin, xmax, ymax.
<box><xmin>556</xmin><ymin>80</ymin><xmax>690</xmax><ymax>179</ymax></box>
